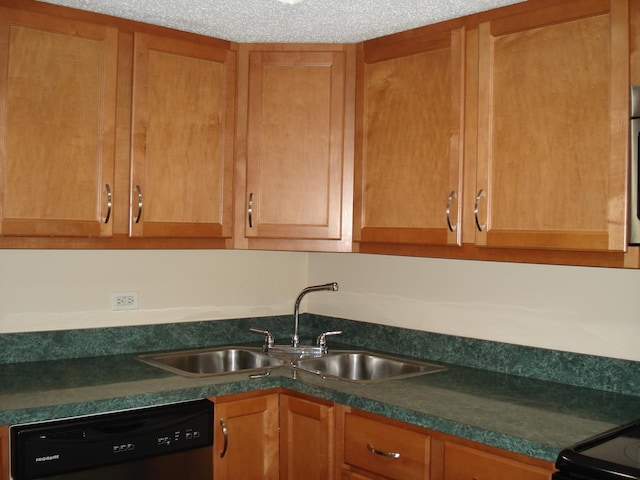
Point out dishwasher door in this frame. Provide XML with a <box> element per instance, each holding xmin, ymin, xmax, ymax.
<box><xmin>10</xmin><ymin>399</ymin><xmax>214</xmax><ymax>480</ymax></box>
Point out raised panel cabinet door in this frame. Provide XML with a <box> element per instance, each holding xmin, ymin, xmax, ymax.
<box><xmin>0</xmin><ymin>8</ymin><xmax>117</xmax><ymax>237</ymax></box>
<box><xmin>131</xmin><ymin>33</ymin><xmax>235</xmax><ymax>238</ymax></box>
<box><xmin>475</xmin><ymin>0</ymin><xmax>629</xmax><ymax>252</ymax></box>
<box><xmin>355</xmin><ymin>27</ymin><xmax>465</xmax><ymax>247</ymax></box>
<box><xmin>213</xmin><ymin>394</ymin><xmax>279</xmax><ymax>480</ymax></box>
<box><xmin>443</xmin><ymin>441</ymin><xmax>553</xmax><ymax>480</ymax></box>
<box><xmin>280</xmin><ymin>395</ymin><xmax>335</xmax><ymax>480</ymax></box>
<box><xmin>245</xmin><ymin>50</ymin><xmax>347</xmax><ymax>241</ymax></box>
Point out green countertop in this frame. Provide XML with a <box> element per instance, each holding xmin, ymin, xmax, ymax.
<box><xmin>2</xmin><ymin>346</ymin><xmax>640</xmax><ymax>462</ymax></box>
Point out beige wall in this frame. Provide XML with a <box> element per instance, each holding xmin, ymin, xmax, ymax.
<box><xmin>308</xmin><ymin>253</ymin><xmax>640</xmax><ymax>361</ymax></box>
<box><xmin>1</xmin><ymin>249</ymin><xmax>639</xmax><ymax>362</ymax></box>
<box><xmin>0</xmin><ymin>250</ymin><xmax>307</xmax><ymax>333</ymax></box>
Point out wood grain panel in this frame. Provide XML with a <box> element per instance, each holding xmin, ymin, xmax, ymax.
<box><xmin>476</xmin><ymin>0</ymin><xmax>629</xmax><ymax>252</ymax></box>
<box><xmin>245</xmin><ymin>49</ymin><xmax>346</xmax><ymax>240</ymax></box>
<box><xmin>131</xmin><ymin>33</ymin><xmax>234</xmax><ymax>238</ymax></box>
<box><xmin>355</xmin><ymin>27</ymin><xmax>464</xmax><ymax>246</ymax></box>
<box><xmin>0</xmin><ymin>8</ymin><xmax>117</xmax><ymax>237</ymax></box>
<box><xmin>443</xmin><ymin>441</ymin><xmax>552</xmax><ymax>480</ymax></box>
<box><xmin>280</xmin><ymin>394</ymin><xmax>335</xmax><ymax>480</ymax></box>
<box><xmin>213</xmin><ymin>393</ymin><xmax>280</xmax><ymax>480</ymax></box>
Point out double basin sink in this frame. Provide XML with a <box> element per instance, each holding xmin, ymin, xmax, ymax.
<box><xmin>136</xmin><ymin>347</ymin><xmax>445</xmax><ymax>384</ymax></box>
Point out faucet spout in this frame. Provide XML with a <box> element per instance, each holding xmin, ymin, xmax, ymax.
<box><xmin>292</xmin><ymin>282</ymin><xmax>338</xmax><ymax>347</ymax></box>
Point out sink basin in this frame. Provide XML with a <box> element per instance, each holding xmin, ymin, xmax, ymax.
<box><xmin>294</xmin><ymin>351</ymin><xmax>445</xmax><ymax>384</ymax></box>
<box><xmin>136</xmin><ymin>347</ymin><xmax>287</xmax><ymax>378</ymax></box>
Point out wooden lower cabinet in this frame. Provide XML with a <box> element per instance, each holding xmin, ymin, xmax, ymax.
<box><xmin>280</xmin><ymin>393</ymin><xmax>335</xmax><ymax>480</ymax></box>
<box><xmin>212</xmin><ymin>392</ymin><xmax>279</xmax><ymax>480</ymax></box>
<box><xmin>336</xmin><ymin>406</ymin><xmax>554</xmax><ymax>480</ymax></box>
<box><xmin>0</xmin><ymin>425</ymin><xmax>8</xmax><ymax>480</ymax></box>
<box><xmin>339</xmin><ymin>408</ymin><xmax>431</xmax><ymax>480</ymax></box>
<box><xmin>442</xmin><ymin>440</ymin><xmax>553</xmax><ymax>480</ymax></box>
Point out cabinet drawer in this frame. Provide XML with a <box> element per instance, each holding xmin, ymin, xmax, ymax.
<box><xmin>343</xmin><ymin>413</ymin><xmax>429</xmax><ymax>480</ymax></box>
<box><xmin>443</xmin><ymin>441</ymin><xmax>552</xmax><ymax>480</ymax></box>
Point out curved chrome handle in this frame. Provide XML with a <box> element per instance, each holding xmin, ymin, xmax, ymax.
<box><xmin>219</xmin><ymin>418</ymin><xmax>228</xmax><ymax>458</ymax></box>
<box><xmin>103</xmin><ymin>184</ymin><xmax>112</xmax><ymax>224</ymax></box>
<box><xmin>474</xmin><ymin>189</ymin><xmax>486</xmax><ymax>232</ymax></box>
<box><xmin>248</xmin><ymin>192</ymin><xmax>254</xmax><ymax>228</ymax></box>
<box><xmin>134</xmin><ymin>185</ymin><xmax>143</xmax><ymax>224</ymax></box>
<box><xmin>366</xmin><ymin>443</ymin><xmax>400</xmax><ymax>459</ymax></box>
<box><xmin>446</xmin><ymin>191</ymin><xmax>457</xmax><ymax>232</ymax></box>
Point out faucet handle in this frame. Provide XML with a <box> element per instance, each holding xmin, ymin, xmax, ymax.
<box><xmin>249</xmin><ymin>327</ymin><xmax>275</xmax><ymax>351</ymax></box>
<box><xmin>316</xmin><ymin>330</ymin><xmax>343</xmax><ymax>352</ymax></box>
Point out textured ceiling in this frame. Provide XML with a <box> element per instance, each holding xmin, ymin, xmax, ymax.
<box><xmin>38</xmin><ymin>0</ymin><xmax>524</xmax><ymax>43</ymax></box>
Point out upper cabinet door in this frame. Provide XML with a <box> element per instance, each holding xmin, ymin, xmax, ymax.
<box><xmin>0</xmin><ymin>8</ymin><xmax>117</xmax><ymax>237</ymax></box>
<box><xmin>131</xmin><ymin>33</ymin><xmax>235</xmax><ymax>239</ymax></box>
<box><xmin>355</xmin><ymin>27</ymin><xmax>465</xmax><ymax>247</ymax></box>
<box><xmin>244</xmin><ymin>48</ymin><xmax>350</xmax><ymax>244</ymax></box>
<box><xmin>475</xmin><ymin>0</ymin><xmax>629</xmax><ymax>252</ymax></box>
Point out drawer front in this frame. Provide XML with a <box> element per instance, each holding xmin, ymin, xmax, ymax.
<box><xmin>443</xmin><ymin>441</ymin><xmax>552</xmax><ymax>480</ymax></box>
<box><xmin>343</xmin><ymin>413</ymin><xmax>429</xmax><ymax>480</ymax></box>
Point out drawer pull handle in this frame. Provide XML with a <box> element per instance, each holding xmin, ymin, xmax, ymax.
<box><xmin>366</xmin><ymin>443</ymin><xmax>400</xmax><ymax>459</ymax></box>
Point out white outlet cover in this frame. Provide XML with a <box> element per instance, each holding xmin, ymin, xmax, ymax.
<box><xmin>111</xmin><ymin>291</ymin><xmax>139</xmax><ymax>311</ymax></box>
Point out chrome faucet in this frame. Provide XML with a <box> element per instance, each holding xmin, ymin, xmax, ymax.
<box><xmin>292</xmin><ymin>282</ymin><xmax>338</xmax><ymax>348</ymax></box>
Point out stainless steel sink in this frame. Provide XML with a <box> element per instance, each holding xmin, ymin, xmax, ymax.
<box><xmin>136</xmin><ymin>347</ymin><xmax>287</xmax><ymax>378</ymax></box>
<box><xmin>294</xmin><ymin>351</ymin><xmax>445</xmax><ymax>384</ymax></box>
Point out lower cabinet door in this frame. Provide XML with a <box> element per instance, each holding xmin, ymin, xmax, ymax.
<box><xmin>213</xmin><ymin>393</ymin><xmax>279</xmax><ymax>480</ymax></box>
<box><xmin>280</xmin><ymin>394</ymin><xmax>335</xmax><ymax>480</ymax></box>
<box><xmin>443</xmin><ymin>441</ymin><xmax>552</xmax><ymax>480</ymax></box>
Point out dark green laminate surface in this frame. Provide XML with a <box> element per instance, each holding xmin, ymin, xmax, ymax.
<box><xmin>3</xmin><ymin>316</ymin><xmax>640</xmax><ymax>396</ymax></box>
<box><xmin>2</xmin><ymin>347</ymin><xmax>640</xmax><ymax>462</ymax></box>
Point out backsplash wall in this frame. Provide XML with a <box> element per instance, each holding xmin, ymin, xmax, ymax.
<box><xmin>308</xmin><ymin>253</ymin><xmax>640</xmax><ymax>362</ymax></box>
<box><xmin>1</xmin><ymin>249</ymin><xmax>639</xmax><ymax>362</ymax></box>
<box><xmin>0</xmin><ymin>250</ymin><xmax>307</xmax><ymax>333</ymax></box>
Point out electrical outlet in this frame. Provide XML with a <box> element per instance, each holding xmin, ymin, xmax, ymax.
<box><xmin>111</xmin><ymin>292</ymin><xmax>139</xmax><ymax>311</ymax></box>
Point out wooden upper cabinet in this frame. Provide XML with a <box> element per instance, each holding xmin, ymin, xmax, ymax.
<box><xmin>475</xmin><ymin>0</ymin><xmax>629</xmax><ymax>252</ymax></box>
<box><xmin>355</xmin><ymin>27</ymin><xmax>465</xmax><ymax>247</ymax></box>
<box><xmin>130</xmin><ymin>33</ymin><xmax>235</xmax><ymax>239</ymax></box>
<box><xmin>236</xmin><ymin>45</ymin><xmax>354</xmax><ymax>251</ymax></box>
<box><xmin>0</xmin><ymin>8</ymin><xmax>117</xmax><ymax>237</ymax></box>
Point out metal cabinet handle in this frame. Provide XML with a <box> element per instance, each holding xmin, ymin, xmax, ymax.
<box><xmin>366</xmin><ymin>443</ymin><xmax>400</xmax><ymax>459</ymax></box>
<box><xmin>103</xmin><ymin>184</ymin><xmax>112</xmax><ymax>224</ymax></box>
<box><xmin>446</xmin><ymin>191</ymin><xmax>457</xmax><ymax>232</ymax></box>
<box><xmin>474</xmin><ymin>189</ymin><xmax>486</xmax><ymax>232</ymax></box>
<box><xmin>219</xmin><ymin>418</ymin><xmax>228</xmax><ymax>458</ymax></box>
<box><xmin>134</xmin><ymin>185</ymin><xmax>143</xmax><ymax>224</ymax></box>
<box><xmin>248</xmin><ymin>192</ymin><xmax>254</xmax><ymax>228</ymax></box>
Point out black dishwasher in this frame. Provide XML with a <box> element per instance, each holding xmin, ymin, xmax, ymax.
<box><xmin>10</xmin><ymin>399</ymin><xmax>213</xmax><ymax>480</ymax></box>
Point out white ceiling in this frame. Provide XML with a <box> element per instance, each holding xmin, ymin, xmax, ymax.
<box><xmin>38</xmin><ymin>0</ymin><xmax>524</xmax><ymax>43</ymax></box>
